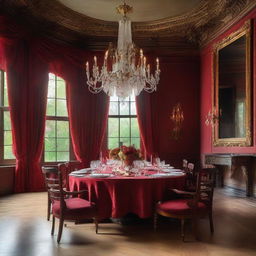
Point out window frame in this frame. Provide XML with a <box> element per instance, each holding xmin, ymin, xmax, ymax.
<box><xmin>107</xmin><ymin>96</ymin><xmax>140</xmax><ymax>149</ymax></box>
<box><xmin>42</xmin><ymin>73</ymin><xmax>75</xmax><ymax>164</ymax></box>
<box><xmin>0</xmin><ymin>70</ymin><xmax>15</xmax><ymax>165</ymax></box>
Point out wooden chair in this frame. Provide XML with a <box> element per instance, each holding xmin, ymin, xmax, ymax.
<box><xmin>64</xmin><ymin>161</ymin><xmax>83</xmax><ymax>190</ymax></box>
<box><xmin>154</xmin><ymin>168</ymin><xmax>215</xmax><ymax>241</ymax></box>
<box><xmin>185</xmin><ymin>162</ymin><xmax>196</xmax><ymax>191</ymax></box>
<box><xmin>47</xmin><ymin>163</ymin><xmax>98</xmax><ymax>243</ymax></box>
<box><xmin>42</xmin><ymin>166</ymin><xmax>59</xmax><ymax>221</ymax></box>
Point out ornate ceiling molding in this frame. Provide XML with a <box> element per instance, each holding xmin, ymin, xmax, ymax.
<box><xmin>0</xmin><ymin>0</ymin><xmax>256</xmax><ymax>51</ymax></box>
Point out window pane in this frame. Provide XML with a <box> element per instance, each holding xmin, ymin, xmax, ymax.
<box><xmin>4</xmin><ymin>131</ymin><xmax>12</xmax><ymax>145</ymax></box>
<box><xmin>120</xmin><ymin>118</ymin><xmax>130</xmax><ymax>137</ymax></box>
<box><xmin>46</xmin><ymin>99</ymin><xmax>56</xmax><ymax>116</ymax></box>
<box><xmin>57</xmin><ymin>138</ymin><xmax>69</xmax><ymax>151</ymax></box>
<box><xmin>110</xmin><ymin>94</ymin><xmax>118</xmax><ymax>102</ymax></box>
<box><xmin>45</xmin><ymin>151</ymin><xmax>56</xmax><ymax>162</ymax></box>
<box><xmin>57</xmin><ymin>121</ymin><xmax>69</xmax><ymax>137</ymax></box>
<box><xmin>109</xmin><ymin>102</ymin><xmax>118</xmax><ymax>115</ymax></box>
<box><xmin>4</xmin><ymin>111</ymin><xmax>11</xmax><ymax>130</ymax></box>
<box><xmin>45</xmin><ymin>120</ymin><xmax>56</xmax><ymax>138</ymax></box>
<box><xmin>47</xmin><ymin>78</ymin><xmax>56</xmax><ymax>98</ymax></box>
<box><xmin>131</xmin><ymin>138</ymin><xmax>140</xmax><ymax>149</ymax></box>
<box><xmin>108</xmin><ymin>138</ymin><xmax>119</xmax><ymax>149</ymax></box>
<box><xmin>120</xmin><ymin>102</ymin><xmax>129</xmax><ymax>115</ymax></box>
<box><xmin>3</xmin><ymin>72</ymin><xmax>8</xmax><ymax>107</ymax></box>
<box><xmin>57</xmin><ymin>152</ymin><xmax>69</xmax><ymax>162</ymax></box>
<box><xmin>108</xmin><ymin>95</ymin><xmax>140</xmax><ymax>149</ymax></box>
<box><xmin>131</xmin><ymin>118</ymin><xmax>140</xmax><ymax>137</ymax></box>
<box><xmin>4</xmin><ymin>146</ymin><xmax>15</xmax><ymax>159</ymax></box>
<box><xmin>48</xmin><ymin>73</ymin><xmax>56</xmax><ymax>80</ymax></box>
<box><xmin>130</xmin><ymin>94</ymin><xmax>135</xmax><ymax>101</ymax></box>
<box><xmin>108</xmin><ymin>118</ymin><xmax>119</xmax><ymax>137</ymax></box>
<box><xmin>56</xmin><ymin>99</ymin><xmax>68</xmax><ymax>117</ymax></box>
<box><xmin>120</xmin><ymin>137</ymin><xmax>130</xmax><ymax>146</ymax></box>
<box><xmin>45</xmin><ymin>74</ymin><xmax>70</xmax><ymax>163</ymax></box>
<box><xmin>57</xmin><ymin>79</ymin><xmax>66</xmax><ymax>99</ymax></box>
<box><xmin>130</xmin><ymin>102</ymin><xmax>136</xmax><ymax>115</ymax></box>
<box><xmin>45</xmin><ymin>138</ymin><xmax>56</xmax><ymax>151</ymax></box>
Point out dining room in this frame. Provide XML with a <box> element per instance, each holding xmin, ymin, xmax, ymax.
<box><xmin>0</xmin><ymin>0</ymin><xmax>256</xmax><ymax>255</ymax></box>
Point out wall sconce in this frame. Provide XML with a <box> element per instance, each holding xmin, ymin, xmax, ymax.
<box><xmin>205</xmin><ymin>107</ymin><xmax>221</xmax><ymax>126</ymax></box>
<box><xmin>170</xmin><ymin>103</ymin><xmax>184</xmax><ymax>140</ymax></box>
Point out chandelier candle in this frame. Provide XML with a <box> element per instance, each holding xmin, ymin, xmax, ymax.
<box><xmin>85</xmin><ymin>1</ymin><xmax>160</xmax><ymax>98</ymax></box>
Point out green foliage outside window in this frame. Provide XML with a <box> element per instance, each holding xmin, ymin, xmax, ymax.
<box><xmin>44</xmin><ymin>74</ymin><xmax>70</xmax><ymax>162</ymax></box>
<box><xmin>108</xmin><ymin>95</ymin><xmax>140</xmax><ymax>149</ymax></box>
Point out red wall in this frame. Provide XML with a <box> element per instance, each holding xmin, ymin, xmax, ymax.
<box><xmin>154</xmin><ymin>56</ymin><xmax>200</xmax><ymax>167</ymax></box>
<box><xmin>200</xmin><ymin>8</ymin><xmax>256</xmax><ymax>156</ymax></box>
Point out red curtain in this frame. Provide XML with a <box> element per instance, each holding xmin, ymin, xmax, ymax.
<box><xmin>65</xmin><ymin>67</ymin><xmax>109</xmax><ymax>167</ymax></box>
<box><xmin>136</xmin><ymin>92</ymin><xmax>156</xmax><ymax>160</ymax></box>
<box><xmin>0</xmin><ymin>15</ymin><xmax>110</xmax><ymax>191</ymax></box>
<box><xmin>1</xmin><ymin>38</ymin><xmax>48</xmax><ymax>192</ymax></box>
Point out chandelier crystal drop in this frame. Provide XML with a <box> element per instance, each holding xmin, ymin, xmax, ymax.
<box><xmin>85</xmin><ymin>1</ymin><xmax>160</xmax><ymax>99</ymax></box>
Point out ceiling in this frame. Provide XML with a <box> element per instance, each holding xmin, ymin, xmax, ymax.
<box><xmin>1</xmin><ymin>0</ymin><xmax>256</xmax><ymax>54</ymax></box>
<box><xmin>58</xmin><ymin>0</ymin><xmax>202</xmax><ymax>22</ymax></box>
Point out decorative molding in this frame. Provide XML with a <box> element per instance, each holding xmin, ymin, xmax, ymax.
<box><xmin>1</xmin><ymin>0</ymin><xmax>256</xmax><ymax>50</ymax></box>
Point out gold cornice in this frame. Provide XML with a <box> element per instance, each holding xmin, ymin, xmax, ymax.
<box><xmin>1</xmin><ymin>0</ymin><xmax>256</xmax><ymax>50</ymax></box>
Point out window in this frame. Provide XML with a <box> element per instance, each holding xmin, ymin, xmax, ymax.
<box><xmin>107</xmin><ymin>95</ymin><xmax>140</xmax><ymax>149</ymax></box>
<box><xmin>44</xmin><ymin>73</ymin><xmax>71</xmax><ymax>162</ymax></box>
<box><xmin>0</xmin><ymin>70</ymin><xmax>15</xmax><ymax>162</ymax></box>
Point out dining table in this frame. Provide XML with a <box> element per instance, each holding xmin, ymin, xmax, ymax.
<box><xmin>69</xmin><ymin>166</ymin><xmax>186</xmax><ymax>219</ymax></box>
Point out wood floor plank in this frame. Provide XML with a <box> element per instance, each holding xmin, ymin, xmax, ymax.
<box><xmin>0</xmin><ymin>189</ymin><xmax>256</xmax><ymax>256</ymax></box>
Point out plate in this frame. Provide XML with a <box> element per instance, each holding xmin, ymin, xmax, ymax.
<box><xmin>161</xmin><ymin>168</ymin><xmax>178</xmax><ymax>172</ymax></box>
<box><xmin>150</xmin><ymin>173</ymin><xmax>184</xmax><ymax>178</ymax></box>
<box><xmin>89</xmin><ymin>173</ymin><xmax>113</xmax><ymax>178</ymax></box>
<box><xmin>168</xmin><ymin>168</ymin><xmax>183</xmax><ymax>172</ymax></box>
<box><xmin>69</xmin><ymin>174</ymin><xmax>85</xmax><ymax>177</ymax></box>
<box><xmin>71</xmin><ymin>168</ymin><xmax>94</xmax><ymax>175</ymax></box>
<box><xmin>143</xmin><ymin>166</ymin><xmax>157</xmax><ymax>170</ymax></box>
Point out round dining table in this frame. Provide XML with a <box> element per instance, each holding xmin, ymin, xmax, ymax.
<box><xmin>69</xmin><ymin>170</ymin><xmax>186</xmax><ymax>219</ymax></box>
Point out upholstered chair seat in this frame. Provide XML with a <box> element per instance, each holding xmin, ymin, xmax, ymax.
<box><xmin>156</xmin><ymin>199</ymin><xmax>207</xmax><ymax>216</ymax></box>
<box><xmin>52</xmin><ymin>197</ymin><xmax>96</xmax><ymax>220</ymax></box>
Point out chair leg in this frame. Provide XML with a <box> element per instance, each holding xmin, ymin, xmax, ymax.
<box><xmin>57</xmin><ymin>218</ymin><xmax>64</xmax><ymax>243</ymax></box>
<box><xmin>94</xmin><ymin>218</ymin><xmax>98</xmax><ymax>234</ymax></box>
<box><xmin>154</xmin><ymin>212</ymin><xmax>158</xmax><ymax>231</ymax></box>
<box><xmin>47</xmin><ymin>196</ymin><xmax>51</xmax><ymax>221</ymax></box>
<box><xmin>51</xmin><ymin>216</ymin><xmax>55</xmax><ymax>235</ymax></box>
<box><xmin>209</xmin><ymin>212</ymin><xmax>214</xmax><ymax>233</ymax></box>
<box><xmin>181</xmin><ymin>219</ymin><xmax>185</xmax><ymax>241</ymax></box>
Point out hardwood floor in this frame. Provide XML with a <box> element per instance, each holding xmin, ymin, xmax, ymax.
<box><xmin>0</xmin><ymin>188</ymin><xmax>256</xmax><ymax>256</ymax></box>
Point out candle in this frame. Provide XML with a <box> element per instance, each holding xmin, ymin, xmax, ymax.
<box><xmin>105</xmin><ymin>50</ymin><xmax>108</xmax><ymax>60</ymax></box>
<box><xmin>94</xmin><ymin>56</ymin><xmax>97</xmax><ymax>65</ymax></box>
<box><xmin>86</xmin><ymin>61</ymin><xmax>89</xmax><ymax>71</ymax></box>
<box><xmin>156</xmin><ymin>58</ymin><xmax>159</xmax><ymax>71</ymax></box>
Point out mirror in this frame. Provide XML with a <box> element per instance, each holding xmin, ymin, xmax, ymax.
<box><xmin>213</xmin><ymin>21</ymin><xmax>252</xmax><ymax>147</ymax></box>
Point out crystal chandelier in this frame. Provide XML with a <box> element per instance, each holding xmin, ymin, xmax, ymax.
<box><xmin>85</xmin><ymin>1</ymin><xmax>160</xmax><ymax>98</ymax></box>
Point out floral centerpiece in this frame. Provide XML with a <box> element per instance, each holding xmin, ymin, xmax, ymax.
<box><xmin>109</xmin><ymin>145</ymin><xmax>141</xmax><ymax>166</ymax></box>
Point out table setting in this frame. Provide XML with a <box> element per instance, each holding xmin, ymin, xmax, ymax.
<box><xmin>68</xmin><ymin>147</ymin><xmax>186</xmax><ymax>219</ymax></box>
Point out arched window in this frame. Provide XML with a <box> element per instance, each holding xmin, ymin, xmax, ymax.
<box><xmin>44</xmin><ymin>73</ymin><xmax>71</xmax><ymax>162</ymax></box>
